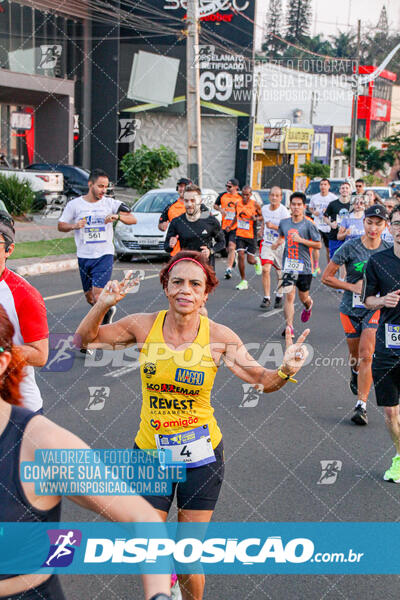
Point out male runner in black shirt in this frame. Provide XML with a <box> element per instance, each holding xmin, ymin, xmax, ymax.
<box><xmin>363</xmin><ymin>204</ymin><xmax>400</xmax><ymax>482</ymax></box>
<box><xmin>164</xmin><ymin>183</ymin><xmax>225</xmax><ymax>267</ymax></box>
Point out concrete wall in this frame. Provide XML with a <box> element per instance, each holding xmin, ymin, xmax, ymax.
<box><xmin>35</xmin><ymin>95</ymin><xmax>72</xmax><ymax>163</ymax></box>
<box><xmin>134</xmin><ymin>113</ymin><xmax>237</xmax><ymax>192</ymax></box>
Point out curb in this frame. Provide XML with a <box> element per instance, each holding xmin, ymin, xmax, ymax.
<box><xmin>14</xmin><ymin>258</ymin><xmax>78</xmax><ymax>277</ymax></box>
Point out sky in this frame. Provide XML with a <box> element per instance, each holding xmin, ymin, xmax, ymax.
<box><xmin>255</xmin><ymin>0</ymin><xmax>400</xmax><ymax>48</ymax></box>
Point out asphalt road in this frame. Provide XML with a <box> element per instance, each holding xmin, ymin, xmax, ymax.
<box><xmin>27</xmin><ymin>255</ymin><xmax>400</xmax><ymax>600</ymax></box>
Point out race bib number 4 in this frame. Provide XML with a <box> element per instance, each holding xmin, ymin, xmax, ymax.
<box><xmin>225</xmin><ymin>211</ymin><xmax>235</xmax><ymax>221</ymax></box>
<box><xmin>284</xmin><ymin>258</ymin><xmax>304</xmax><ymax>272</ymax></box>
<box><xmin>83</xmin><ymin>226</ymin><xmax>107</xmax><ymax>244</ymax></box>
<box><xmin>237</xmin><ymin>219</ymin><xmax>250</xmax><ymax>230</ymax></box>
<box><xmin>155</xmin><ymin>424</ymin><xmax>215</xmax><ymax>468</ymax></box>
<box><xmin>385</xmin><ymin>324</ymin><xmax>400</xmax><ymax>349</ymax></box>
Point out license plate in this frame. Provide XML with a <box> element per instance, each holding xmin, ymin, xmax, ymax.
<box><xmin>136</xmin><ymin>237</ymin><xmax>158</xmax><ymax>246</ymax></box>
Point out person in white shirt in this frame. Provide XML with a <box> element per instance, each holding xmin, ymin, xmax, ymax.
<box><xmin>58</xmin><ymin>169</ymin><xmax>136</xmax><ymax>343</ymax></box>
<box><xmin>308</xmin><ymin>178</ymin><xmax>337</xmax><ymax>276</ymax></box>
<box><xmin>259</xmin><ymin>187</ymin><xmax>290</xmax><ymax>310</ymax></box>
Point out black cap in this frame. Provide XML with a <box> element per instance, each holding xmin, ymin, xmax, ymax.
<box><xmin>177</xmin><ymin>177</ymin><xmax>191</xmax><ymax>186</ymax></box>
<box><xmin>227</xmin><ymin>178</ymin><xmax>239</xmax><ymax>187</ymax></box>
<box><xmin>364</xmin><ymin>204</ymin><xmax>389</xmax><ymax>221</ymax></box>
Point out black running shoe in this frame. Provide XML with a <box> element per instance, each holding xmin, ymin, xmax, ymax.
<box><xmin>274</xmin><ymin>296</ymin><xmax>283</xmax><ymax>309</ymax></box>
<box><xmin>349</xmin><ymin>369</ymin><xmax>358</xmax><ymax>395</ymax></box>
<box><xmin>224</xmin><ymin>268</ymin><xmax>232</xmax><ymax>280</ymax></box>
<box><xmin>281</xmin><ymin>326</ymin><xmax>294</xmax><ymax>338</ymax></box>
<box><xmin>260</xmin><ymin>297</ymin><xmax>271</xmax><ymax>309</ymax></box>
<box><xmin>351</xmin><ymin>405</ymin><xmax>368</xmax><ymax>426</ymax></box>
<box><xmin>80</xmin><ymin>348</ymin><xmax>93</xmax><ymax>356</ymax></box>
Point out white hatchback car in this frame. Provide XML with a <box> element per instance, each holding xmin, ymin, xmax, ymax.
<box><xmin>114</xmin><ymin>187</ymin><xmax>220</xmax><ymax>258</ymax></box>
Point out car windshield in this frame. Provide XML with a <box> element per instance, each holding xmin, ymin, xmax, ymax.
<box><xmin>306</xmin><ymin>180</ymin><xmax>343</xmax><ymax>196</ymax></box>
<box><xmin>133</xmin><ymin>191</ymin><xmax>179</xmax><ymax>213</ymax></box>
<box><xmin>258</xmin><ymin>190</ymin><xmax>270</xmax><ymax>204</ymax></box>
<box><xmin>368</xmin><ymin>188</ymin><xmax>390</xmax><ymax>199</ymax></box>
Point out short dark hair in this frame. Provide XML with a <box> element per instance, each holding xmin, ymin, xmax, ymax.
<box><xmin>355</xmin><ymin>178</ymin><xmax>365</xmax><ymax>185</ymax></box>
<box><xmin>184</xmin><ymin>183</ymin><xmax>201</xmax><ymax>195</ymax></box>
<box><xmin>320</xmin><ymin>178</ymin><xmax>330</xmax><ymax>185</ymax></box>
<box><xmin>290</xmin><ymin>191</ymin><xmax>306</xmax><ymax>204</ymax></box>
<box><xmin>242</xmin><ymin>185</ymin><xmax>252</xmax><ymax>193</ymax></box>
<box><xmin>390</xmin><ymin>205</ymin><xmax>400</xmax><ymax>222</ymax></box>
<box><xmin>88</xmin><ymin>169</ymin><xmax>109</xmax><ymax>184</ymax></box>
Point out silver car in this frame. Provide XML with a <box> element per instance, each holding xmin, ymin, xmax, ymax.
<box><xmin>114</xmin><ymin>187</ymin><xmax>220</xmax><ymax>258</ymax></box>
<box><xmin>252</xmin><ymin>188</ymin><xmax>293</xmax><ymax>209</ymax></box>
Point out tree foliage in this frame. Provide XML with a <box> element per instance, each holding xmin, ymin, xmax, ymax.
<box><xmin>300</xmin><ymin>161</ymin><xmax>330</xmax><ymax>180</ymax></box>
<box><xmin>0</xmin><ymin>175</ymin><xmax>35</xmax><ymax>216</ymax></box>
<box><xmin>262</xmin><ymin>0</ymin><xmax>285</xmax><ymax>57</ymax></box>
<box><xmin>343</xmin><ymin>137</ymin><xmax>395</xmax><ymax>173</ymax></box>
<box><xmin>285</xmin><ymin>0</ymin><xmax>312</xmax><ymax>43</ymax></box>
<box><xmin>120</xmin><ymin>145</ymin><xmax>180</xmax><ymax>194</ymax></box>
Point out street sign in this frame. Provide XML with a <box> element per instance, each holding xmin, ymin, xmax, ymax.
<box><xmin>11</xmin><ymin>112</ymin><xmax>32</xmax><ymax>130</ymax></box>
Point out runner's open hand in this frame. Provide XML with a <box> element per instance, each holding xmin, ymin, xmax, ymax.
<box><xmin>281</xmin><ymin>327</ymin><xmax>310</xmax><ymax>376</ymax></box>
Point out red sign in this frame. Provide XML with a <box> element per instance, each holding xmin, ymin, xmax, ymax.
<box><xmin>357</xmin><ymin>96</ymin><xmax>391</xmax><ymax>122</ymax></box>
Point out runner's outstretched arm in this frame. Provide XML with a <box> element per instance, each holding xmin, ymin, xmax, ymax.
<box><xmin>75</xmin><ymin>272</ymin><xmax>146</xmax><ymax>349</ymax></box>
<box><xmin>215</xmin><ymin>324</ymin><xmax>309</xmax><ymax>392</ymax></box>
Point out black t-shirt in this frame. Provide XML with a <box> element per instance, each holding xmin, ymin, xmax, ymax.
<box><xmin>324</xmin><ymin>199</ymin><xmax>351</xmax><ymax>240</ymax></box>
<box><xmin>363</xmin><ymin>247</ymin><xmax>400</xmax><ymax>364</ymax></box>
<box><xmin>164</xmin><ymin>212</ymin><xmax>225</xmax><ymax>260</ymax></box>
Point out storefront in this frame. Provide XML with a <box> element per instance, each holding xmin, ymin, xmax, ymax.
<box><xmin>281</xmin><ymin>126</ymin><xmax>314</xmax><ymax>192</ymax></box>
<box><xmin>0</xmin><ymin>1</ymin><xmax>85</xmax><ymax>167</ymax></box>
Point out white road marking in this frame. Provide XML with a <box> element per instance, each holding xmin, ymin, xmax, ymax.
<box><xmin>104</xmin><ymin>364</ymin><xmax>141</xmax><ymax>378</ymax></box>
<box><xmin>258</xmin><ymin>308</ymin><xmax>283</xmax><ymax>318</ymax></box>
<box><xmin>44</xmin><ymin>273</ymin><xmax>159</xmax><ymax>301</ymax></box>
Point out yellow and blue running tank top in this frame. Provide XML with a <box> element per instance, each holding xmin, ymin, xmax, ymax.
<box><xmin>135</xmin><ymin>310</ymin><xmax>221</xmax><ymax>450</ymax></box>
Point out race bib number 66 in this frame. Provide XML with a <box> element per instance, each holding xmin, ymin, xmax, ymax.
<box><xmin>385</xmin><ymin>324</ymin><xmax>400</xmax><ymax>349</ymax></box>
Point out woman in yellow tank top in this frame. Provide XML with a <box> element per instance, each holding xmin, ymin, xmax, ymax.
<box><xmin>76</xmin><ymin>250</ymin><xmax>309</xmax><ymax>600</ymax></box>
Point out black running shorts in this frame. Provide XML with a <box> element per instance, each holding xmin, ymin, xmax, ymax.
<box><xmin>372</xmin><ymin>359</ymin><xmax>400</xmax><ymax>407</ymax></box>
<box><xmin>134</xmin><ymin>441</ymin><xmax>224</xmax><ymax>512</ymax></box>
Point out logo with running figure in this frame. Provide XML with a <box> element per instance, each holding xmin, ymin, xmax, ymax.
<box><xmin>317</xmin><ymin>460</ymin><xmax>342</xmax><ymax>485</ymax></box>
<box><xmin>239</xmin><ymin>383</ymin><xmax>263</xmax><ymax>408</ymax></box>
<box><xmin>86</xmin><ymin>387</ymin><xmax>110</xmax><ymax>410</ymax></box>
<box><xmin>42</xmin><ymin>334</ymin><xmax>77</xmax><ymax>372</ymax></box>
<box><xmin>42</xmin><ymin>529</ymin><xmax>82</xmax><ymax>568</ymax></box>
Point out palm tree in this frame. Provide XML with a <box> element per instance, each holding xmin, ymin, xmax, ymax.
<box><xmin>330</xmin><ymin>31</ymin><xmax>356</xmax><ymax>58</ymax></box>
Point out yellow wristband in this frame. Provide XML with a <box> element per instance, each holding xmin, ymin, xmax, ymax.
<box><xmin>277</xmin><ymin>368</ymin><xmax>297</xmax><ymax>384</ymax></box>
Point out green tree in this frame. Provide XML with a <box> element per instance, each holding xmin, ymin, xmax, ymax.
<box><xmin>285</xmin><ymin>0</ymin><xmax>312</xmax><ymax>43</ymax></box>
<box><xmin>343</xmin><ymin>137</ymin><xmax>394</xmax><ymax>172</ymax></box>
<box><xmin>329</xmin><ymin>31</ymin><xmax>356</xmax><ymax>59</ymax></box>
<box><xmin>120</xmin><ymin>145</ymin><xmax>180</xmax><ymax>195</ymax></box>
<box><xmin>300</xmin><ymin>161</ymin><xmax>330</xmax><ymax>179</ymax></box>
<box><xmin>262</xmin><ymin>0</ymin><xmax>285</xmax><ymax>57</ymax></box>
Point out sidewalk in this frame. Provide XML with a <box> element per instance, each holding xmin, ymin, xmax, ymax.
<box><xmin>10</xmin><ymin>214</ymin><xmax>76</xmax><ymax>276</ymax></box>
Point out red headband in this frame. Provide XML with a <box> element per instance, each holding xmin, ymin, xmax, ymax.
<box><xmin>167</xmin><ymin>257</ymin><xmax>208</xmax><ymax>276</ymax></box>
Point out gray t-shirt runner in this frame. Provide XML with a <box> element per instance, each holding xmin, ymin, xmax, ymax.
<box><xmin>278</xmin><ymin>217</ymin><xmax>321</xmax><ymax>275</ymax></box>
<box><xmin>332</xmin><ymin>237</ymin><xmax>391</xmax><ymax>316</ymax></box>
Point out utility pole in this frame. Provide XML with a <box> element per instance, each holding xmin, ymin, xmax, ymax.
<box><xmin>186</xmin><ymin>0</ymin><xmax>202</xmax><ymax>186</ymax></box>
<box><xmin>350</xmin><ymin>19</ymin><xmax>361</xmax><ymax>179</ymax></box>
